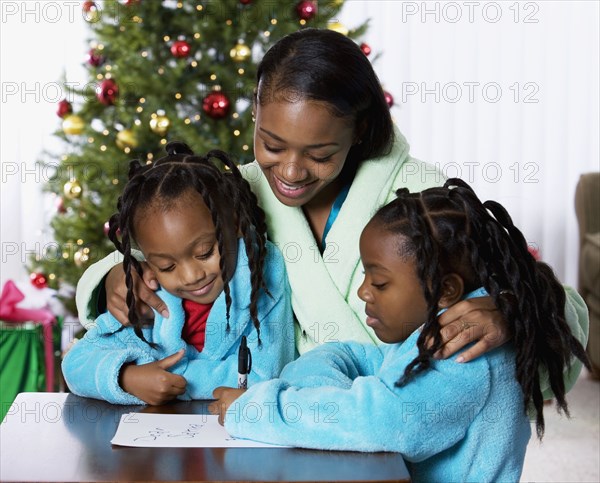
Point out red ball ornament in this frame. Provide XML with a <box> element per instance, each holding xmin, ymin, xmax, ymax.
<box><xmin>203</xmin><ymin>91</ymin><xmax>230</xmax><ymax>119</ymax></box>
<box><xmin>240</xmin><ymin>0</ymin><xmax>252</xmax><ymax>4</ymax></box>
<box><xmin>87</xmin><ymin>48</ymin><xmax>104</xmax><ymax>67</ymax></box>
<box><xmin>123</xmin><ymin>0</ymin><xmax>140</xmax><ymax>5</ymax></box>
<box><xmin>82</xmin><ymin>1</ymin><xmax>100</xmax><ymax>22</ymax></box>
<box><xmin>97</xmin><ymin>79</ymin><xmax>119</xmax><ymax>105</ymax></box>
<box><xmin>360</xmin><ymin>43</ymin><xmax>372</xmax><ymax>56</ymax></box>
<box><xmin>56</xmin><ymin>99</ymin><xmax>72</xmax><ymax>118</ymax></box>
<box><xmin>384</xmin><ymin>91</ymin><xmax>394</xmax><ymax>108</ymax></box>
<box><xmin>56</xmin><ymin>196</ymin><xmax>67</xmax><ymax>213</ymax></box>
<box><xmin>30</xmin><ymin>272</ymin><xmax>48</xmax><ymax>289</ymax></box>
<box><xmin>296</xmin><ymin>0</ymin><xmax>317</xmax><ymax>20</ymax></box>
<box><xmin>171</xmin><ymin>40</ymin><xmax>191</xmax><ymax>58</ymax></box>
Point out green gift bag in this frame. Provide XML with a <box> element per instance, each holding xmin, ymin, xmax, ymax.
<box><xmin>0</xmin><ymin>321</ymin><xmax>46</xmax><ymax>421</ymax></box>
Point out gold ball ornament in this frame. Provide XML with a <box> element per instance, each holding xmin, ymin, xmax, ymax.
<box><xmin>116</xmin><ymin>129</ymin><xmax>139</xmax><ymax>150</ymax></box>
<box><xmin>327</xmin><ymin>22</ymin><xmax>349</xmax><ymax>36</ymax></box>
<box><xmin>62</xmin><ymin>115</ymin><xmax>85</xmax><ymax>135</ymax></box>
<box><xmin>230</xmin><ymin>42</ymin><xmax>251</xmax><ymax>62</ymax></box>
<box><xmin>149</xmin><ymin>114</ymin><xmax>171</xmax><ymax>136</ymax></box>
<box><xmin>73</xmin><ymin>247</ymin><xmax>91</xmax><ymax>268</ymax></box>
<box><xmin>63</xmin><ymin>179</ymin><xmax>82</xmax><ymax>200</ymax></box>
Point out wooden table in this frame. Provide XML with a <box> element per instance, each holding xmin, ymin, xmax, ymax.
<box><xmin>0</xmin><ymin>393</ymin><xmax>410</xmax><ymax>482</ymax></box>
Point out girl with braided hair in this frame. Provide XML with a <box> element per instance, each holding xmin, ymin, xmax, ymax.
<box><xmin>62</xmin><ymin>142</ymin><xmax>294</xmax><ymax>405</ymax></box>
<box><xmin>210</xmin><ymin>178</ymin><xmax>589</xmax><ymax>482</ymax></box>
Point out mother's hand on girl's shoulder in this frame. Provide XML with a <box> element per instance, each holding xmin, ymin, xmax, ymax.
<box><xmin>432</xmin><ymin>296</ymin><xmax>511</xmax><ymax>363</ymax></box>
<box><xmin>105</xmin><ymin>261</ymin><xmax>168</xmax><ymax>326</ymax></box>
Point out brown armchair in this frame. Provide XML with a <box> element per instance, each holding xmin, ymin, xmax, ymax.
<box><xmin>575</xmin><ymin>172</ymin><xmax>600</xmax><ymax>377</ymax></box>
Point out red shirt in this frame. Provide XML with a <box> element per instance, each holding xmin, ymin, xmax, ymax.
<box><xmin>181</xmin><ymin>299</ymin><xmax>213</xmax><ymax>352</ymax></box>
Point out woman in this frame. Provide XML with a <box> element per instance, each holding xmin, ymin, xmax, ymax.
<box><xmin>76</xmin><ymin>29</ymin><xmax>588</xmax><ymax>391</ymax></box>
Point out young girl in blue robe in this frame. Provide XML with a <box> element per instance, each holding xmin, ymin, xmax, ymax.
<box><xmin>210</xmin><ymin>178</ymin><xmax>590</xmax><ymax>482</ymax></box>
<box><xmin>63</xmin><ymin>142</ymin><xmax>294</xmax><ymax>405</ymax></box>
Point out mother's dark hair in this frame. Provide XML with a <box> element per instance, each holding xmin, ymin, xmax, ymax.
<box><xmin>256</xmin><ymin>28</ymin><xmax>394</xmax><ymax>177</ymax></box>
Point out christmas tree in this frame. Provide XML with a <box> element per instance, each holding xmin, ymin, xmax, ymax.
<box><xmin>29</xmin><ymin>0</ymin><xmax>371</xmax><ymax>311</ymax></box>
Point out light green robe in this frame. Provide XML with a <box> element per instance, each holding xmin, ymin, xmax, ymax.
<box><xmin>239</xmin><ymin>128</ymin><xmax>447</xmax><ymax>354</ymax></box>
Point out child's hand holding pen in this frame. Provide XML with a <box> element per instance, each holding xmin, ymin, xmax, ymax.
<box><xmin>209</xmin><ymin>387</ymin><xmax>246</xmax><ymax>425</ymax></box>
<box><xmin>209</xmin><ymin>335</ymin><xmax>251</xmax><ymax>425</ymax></box>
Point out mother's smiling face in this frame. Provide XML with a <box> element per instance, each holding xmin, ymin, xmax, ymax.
<box><xmin>253</xmin><ymin>99</ymin><xmax>357</xmax><ymax>209</ymax></box>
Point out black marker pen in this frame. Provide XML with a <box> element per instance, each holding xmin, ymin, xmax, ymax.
<box><xmin>237</xmin><ymin>336</ymin><xmax>252</xmax><ymax>389</ymax></box>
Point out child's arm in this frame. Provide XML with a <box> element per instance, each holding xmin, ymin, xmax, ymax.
<box><xmin>217</xmin><ymin>346</ymin><xmax>492</xmax><ymax>458</ymax></box>
<box><xmin>61</xmin><ymin>314</ymin><xmax>185</xmax><ymax>405</ymax></box>
<box><xmin>62</xmin><ymin>316</ymin><xmax>146</xmax><ymax>404</ymax></box>
<box><xmin>209</xmin><ymin>341</ymin><xmax>385</xmax><ymax>424</ymax></box>
<box><xmin>278</xmin><ymin>342</ymin><xmax>385</xmax><ymax>388</ymax></box>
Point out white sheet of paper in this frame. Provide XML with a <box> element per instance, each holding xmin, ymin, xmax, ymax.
<box><xmin>110</xmin><ymin>413</ymin><xmax>289</xmax><ymax>448</ymax></box>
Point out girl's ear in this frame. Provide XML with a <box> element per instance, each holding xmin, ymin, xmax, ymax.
<box><xmin>437</xmin><ymin>273</ymin><xmax>464</xmax><ymax>310</ymax></box>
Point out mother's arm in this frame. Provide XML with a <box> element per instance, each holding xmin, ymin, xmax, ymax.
<box><xmin>435</xmin><ymin>287</ymin><xmax>589</xmax><ymax>397</ymax></box>
<box><xmin>75</xmin><ymin>250</ymin><xmax>166</xmax><ymax>329</ymax></box>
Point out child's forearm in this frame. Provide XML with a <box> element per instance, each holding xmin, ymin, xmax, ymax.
<box><xmin>119</xmin><ymin>363</ymin><xmax>137</xmax><ymax>395</ymax></box>
<box><xmin>62</xmin><ymin>338</ymin><xmax>144</xmax><ymax>405</ymax></box>
<box><xmin>225</xmin><ymin>359</ymin><xmax>489</xmax><ymax>457</ymax></box>
<box><xmin>279</xmin><ymin>341</ymin><xmax>385</xmax><ymax>388</ymax></box>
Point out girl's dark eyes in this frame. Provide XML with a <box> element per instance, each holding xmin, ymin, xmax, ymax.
<box><xmin>156</xmin><ymin>246</ymin><xmax>214</xmax><ymax>272</ymax></box>
<box><xmin>196</xmin><ymin>246</ymin><xmax>215</xmax><ymax>260</ymax></box>
<box><xmin>372</xmin><ymin>283</ymin><xmax>388</xmax><ymax>290</ymax></box>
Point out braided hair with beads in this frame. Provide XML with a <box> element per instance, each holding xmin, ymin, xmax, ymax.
<box><xmin>107</xmin><ymin>141</ymin><xmax>270</xmax><ymax>347</ymax></box>
<box><xmin>371</xmin><ymin>177</ymin><xmax>590</xmax><ymax>439</ymax></box>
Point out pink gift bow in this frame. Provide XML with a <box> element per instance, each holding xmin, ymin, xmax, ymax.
<box><xmin>0</xmin><ymin>280</ymin><xmax>56</xmax><ymax>391</ymax></box>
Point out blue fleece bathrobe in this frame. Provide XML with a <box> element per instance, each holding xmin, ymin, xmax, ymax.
<box><xmin>226</xmin><ymin>331</ymin><xmax>531</xmax><ymax>482</ymax></box>
<box><xmin>62</xmin><ymin>240</ymin><xmax>294</xmax><ymax>405</ymax></box>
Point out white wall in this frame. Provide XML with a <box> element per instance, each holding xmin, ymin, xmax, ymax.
<box><xmin>1</xmin><ymin>1</ymin><xmax>87</xmax><ymax>288</ymax></box>
<box><xmin>338</xmin><ymin>0</ymin><xmax>599</xmax><ymax>286</ymax></box>
<box><xmin>1</xmin><ymin>1</ymin><xmax>599</xmax><ymax>289</ymax></box>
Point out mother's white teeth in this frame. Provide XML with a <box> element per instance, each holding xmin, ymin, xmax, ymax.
<box><xmin>278</xmin><ymin>177</ymin><xmax>306</xmax><ymax>190</ymax></box>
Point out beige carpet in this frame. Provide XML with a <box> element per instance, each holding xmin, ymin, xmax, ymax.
<box><xmin>520</xmin><ymin>369</ymin><xmax>600</xmax><ymax>482</ymax></box>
